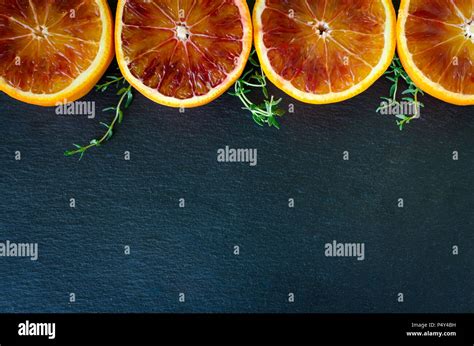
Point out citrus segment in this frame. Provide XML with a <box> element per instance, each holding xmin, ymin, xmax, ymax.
<box><xmin>397</xmin><ymin>0</ymin><xmax>474</xmax><ymax>105</ymax></box>
<box><xmin>0</xmin><ymin>0</ymin><xmax>114</xmax><ymax>106</ymax></box>
<box><xmin>253</xmin><ymin>0</ymin><xmax>396</xmax><ymax>104</ymax></box>
<box><xmin>116</xmin><ymin>0</ymin><xmax>253</xmax><ymax>108</ymax></box>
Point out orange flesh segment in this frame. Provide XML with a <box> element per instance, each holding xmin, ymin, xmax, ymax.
<box><xmin>121</xmin><ymin>0</ymin><xmax>245</xmax><ymax>100</ymax></box>
<box><xmin>404</xmin><ymin>0</ymin><xmax>474</xmax><ymax>95</ymax></box>
<box><xmin>260</xmin><ymin>0</ymin><xmax>387</xmax><ymax>94</ymax></box>
<box><xmin>0</xmin><ymin>1</ymin><xmax>102</xmax><ymax>94</ymax></box>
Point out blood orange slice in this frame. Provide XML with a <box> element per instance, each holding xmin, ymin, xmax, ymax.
<box><xmin>0</xmin><ymin>0</ymin><xmax>114</xmax><ymax>107</ymax></box>
<box><xmin>253</xmin><ymin>0</ymin><xmax>396</xmax><ymax>104</ymax></box>
<box><xmin>398</xmin><ymin>0</ymin><xmax>474</xmax><ymax>105</ymax></box>
<box><xmin>115</xmin><ymin>0</ymin><xmax>252</xmax><ymax>108</ymax></box>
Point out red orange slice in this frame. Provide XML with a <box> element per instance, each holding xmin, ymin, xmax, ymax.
<box><xmin>0</xmin><ymin>0</ymin><xmax>114</xmax><ymax>106</ymax></box>
<box><xmin>253</xmin><ymin>0</ymin><xmax>397</xmax><ymax>104</ymax></box>
<box><xmin>115</xmin><ymin>0</ymin><xmax>253</xmax><ymax>108</ymax></box>
<box><xmin>397</xmin><ymin>0</ymin><xmax>474</xmax><ymax>105</ymax></box>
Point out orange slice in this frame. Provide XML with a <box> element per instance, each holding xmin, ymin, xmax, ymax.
<box><xmin>0</xmin><ymin>0</ymin><xmax>114</xmax><ymax>107</ymax></box>
<box><xmin>398</xmin><ymin>0</ymin><xmax>474</xmax><ymax>105</ymax></box>
<box><xmin>253</xmin><ymin>0</ymin><xmax>396</xmax><ymax>104</ymax></box>
<box><xmin>115</xmin><ymin>0</ymin><xmax>252</xmax><ymax>108</ymax></box>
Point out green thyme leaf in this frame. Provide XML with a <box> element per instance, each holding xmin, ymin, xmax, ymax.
<box><xmin>229</xmin><ymin>50</ymin><xmax>286</xmax><ymax>129</ymax></box>
<box><xmin>377</xmin><ymin>54</ymin><xmax>424</xmax><ymax>130</ymax></box>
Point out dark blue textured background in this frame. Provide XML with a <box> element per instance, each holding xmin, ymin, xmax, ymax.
<box><xmin>0</xmin><ymin>0</ymin><xmax>472</xmax><ymax>313</ymax></box>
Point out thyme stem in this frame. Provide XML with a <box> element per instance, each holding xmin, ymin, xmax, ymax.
<box><xmin>64</xmin><ymin>75</ymin><xmax>134</xmax><ymax>160</ymax></box>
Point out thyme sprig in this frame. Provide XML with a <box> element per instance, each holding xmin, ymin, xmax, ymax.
<box><xmin>64</xmin><ymin>76</ymin><xmax>134</xmax><ymax>159</ymax></box>
<box><xmin>229</xmin><ymin>50</ymin><xmax>285</xmax><ymax>128</ymax></box>
<box><xmin>377</xmin><ymin>56</ymin><xmax>424</xmax><ymax>130</ymax></box>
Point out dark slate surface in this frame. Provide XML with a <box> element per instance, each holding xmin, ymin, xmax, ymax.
<box><xmin>0</xmin><ymin>0</ymin><xmax>472</xmax><ymax>313</ymax></box>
